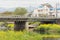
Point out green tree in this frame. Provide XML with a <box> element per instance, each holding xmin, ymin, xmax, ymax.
<box><xmin>13</xmin><ymin>7</ymin><xmax>27</xmax><ymax>15</ymax></box>
<box><xmin>1</xmin><ymin>11</ymin><xmax>12</xmax><ymax>16</ymax></box>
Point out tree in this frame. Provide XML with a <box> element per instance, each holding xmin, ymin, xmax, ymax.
<box><xmin>13</xmin><ymin>7</ymin><xmax>27</xmax><ymax>15</ymax></box>
<box><xmin>1</xmin><ymin>11</ymin><xmax>12</xmax><ymax>16</ymax></box>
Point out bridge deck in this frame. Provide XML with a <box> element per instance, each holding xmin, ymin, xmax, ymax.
<box><xmin>0</xmin><ymin>15</ymin><xmax>59</xmax><ymax>21</ymax></box>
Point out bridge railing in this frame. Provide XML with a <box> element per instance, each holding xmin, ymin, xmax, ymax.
<box><xmin>0</xmin><ymin>15</ymin><xmax>57</xmax><ymax>19</ymax></box>
<box><xmin>0</xmin><ymin>15</ymin><xmax>26</xmax><ymax>18</ymax></box>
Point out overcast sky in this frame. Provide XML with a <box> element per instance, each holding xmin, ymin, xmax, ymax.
<box><xmin>0</xmin><ymin>0</ymin><xmax>59</xmax><ymax>9</ymax></box>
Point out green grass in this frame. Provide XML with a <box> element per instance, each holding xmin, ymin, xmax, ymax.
<box><xmin>0</xmin><ymin>22</ymin><xmax>60</xmax><ymax>40</ymax></box>
<box><xmin>0</xmin><ymin>31</ymin><xmax>59</xmax><ymax>40</ymax></box>
<box><xmin>0</xmin><ymin>31</ymin><xmax>42</xmax><ymax>40</ymax></box>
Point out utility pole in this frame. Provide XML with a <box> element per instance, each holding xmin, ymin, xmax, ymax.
<box><xmin>55</xmin><ymin>3</ymin><xmax>57</xmax><ymax>18</ymax></box>
<box><xmin>55</xmin><ymin>3</ymin><xmax>57</xmax><ymax>24</ymax></box>
<box><xmin>55</xmin><ymin>0</ymin><xmax>60</xmax><ymax>24</ymax></box>
<box><xmin>56</xmin><ymin>0</ymin><xmax>59</xmax><ymax>18</ymax></box>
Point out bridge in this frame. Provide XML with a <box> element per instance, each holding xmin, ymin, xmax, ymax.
<box><xmin>0</xmin><ymin>15</ymin><xmax>60</xmax><ymax>31</ymax></box>
<box><xmin>0</xmin><ymin>15</ymin><xmax>58</xmax><ymax>21</ymax></box>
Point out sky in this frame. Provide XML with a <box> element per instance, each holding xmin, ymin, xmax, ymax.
<box><xmin>0</xmin><ymin>0</ymin><xmax>59</xmax><ymax>12</ymax></box>
<box><xmin>0</xmin><ymin>0</ymin><xmax>59</xmax><ymax>8</ymax></box>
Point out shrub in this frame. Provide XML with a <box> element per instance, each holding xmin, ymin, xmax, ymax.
<box><xmin>0</xmin><ymin>31</ymin><xmax>42</xmax><ymax>40</ymax></box>
<box><xmin>34</xmin><ymin>24</ymin><xmax>60</xmax><ymax>35</ymax></box>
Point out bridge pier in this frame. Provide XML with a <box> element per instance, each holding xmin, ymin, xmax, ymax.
<box><xmin>55</xmin><ymin>19</ymin><xmax>60</xmax><ymax>24</ymax></box>
<box><xmin>14</xmin><ymin>21</ymin><xmax>26</xmax><ymax>31</ymax></box>
<box><xmin>25</xmin><ymin>22</ymin><xmax>29</xmax><ymax>30</ymax></box>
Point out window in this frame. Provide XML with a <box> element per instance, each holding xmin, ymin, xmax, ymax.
<box><xmin>38</xmin><ymin>10</ymin><xmax>40</xmax><ymax>12</ymax></box>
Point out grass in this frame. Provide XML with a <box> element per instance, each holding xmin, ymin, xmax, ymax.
<box><xmin>0</xmin><ymin>31</ymin><xmax>59</xmax><ymax>40</ymax></box>
<box><xmin>0</xmin><ymin>23</ymin><xmax>60</xmax><ymax>40</ymax></box>
<box><xmin>0</xmin><ymin>31</ymin><xmax>42</xmax><ymax>40</ymax></box>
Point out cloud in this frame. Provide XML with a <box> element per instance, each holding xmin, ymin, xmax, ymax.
<box><xmin>0</xmin><ymin>0</ymin><xmax>59</xmax><ymax>8</ymax></box>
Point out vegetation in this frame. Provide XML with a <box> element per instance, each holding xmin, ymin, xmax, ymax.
<box><xmin>0</xmin><ymin>31</ymin><xmax>59</xmax><ymax>40</ymax></box>
<box><xmin>34</xmin><ymin>24</ymin><xmax>60</xmax><ymax>35</ymax></box>
<box><xmin>0</xmin><ymin>7</ymin><xmax>27</xmax><ymax>16</ymax></box>
<box><xmin>13</xmin><ymin>7</ymin><xmax>27</xmax><ymax>15</ymax></box>
<box><xmin>0</xmin><ymin>22</ymin><xmax>60</xmax><ymax>40</ymax></box>
<box><xmin>0</xmin><ymin>31</ymin><xmax>42</xmax><ymax>40</ymax></box>
<box><xmin>0</xmin><ymin>11</ymin><xmax>12</xmax><ymax>16</ymax></box>
<box><xmin>7</xmin><ymin>23</ymin><xmax>14</xmax><ymax>28</ymax></box>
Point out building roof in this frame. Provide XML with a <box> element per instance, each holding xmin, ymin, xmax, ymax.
<box><xmin>38</xmin><ymin>3</ymin><xmax>53</xmax><ymax>11</ymax></box>
<box><xmin>41</xmin><ymin>3</ymin><xmax>53</xmax><ymax>8</ymax></box>
<box><xmin>50</xmin><ymin>8</ymin><xmax>54</xmax><ymax>10</ymax></box>
<box><xmin>39</xmin><ymin>5</ymin><xmax>43</xmax><ymax>8</ymax></box>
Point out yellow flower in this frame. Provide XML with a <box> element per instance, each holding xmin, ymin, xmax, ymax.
<box><xmin>8</xmin><ymin>23</ymin><xmax>14</xmax><ymax>28</ymax></box>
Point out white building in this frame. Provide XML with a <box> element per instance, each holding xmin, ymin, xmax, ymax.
<box><xmin>57</xmin><ymin>8</ymin><xmax>60</xmax><ymax>17</ymax></box>
<box><xmin>31</xmin><ymin>3</ymin><xmax>56</xmax><ymax>17</ymax></box>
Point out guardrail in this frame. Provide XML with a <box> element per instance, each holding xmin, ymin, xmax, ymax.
<box><xmin>0</xmin><ymin>15</ymin><xmax>57</xmax><ymax>19</ymax></box>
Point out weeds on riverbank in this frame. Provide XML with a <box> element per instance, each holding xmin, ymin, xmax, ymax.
<box><xmin>0</xmin><ymin>31</ymin><xmax>42</xmax><ymax>40</ymax></box>
<box><xmin>0</xmin><ymin>24</ymin><xmax>60</xmax><ymax>40</ymax></box>
<box><xmin>0</xmin><ymin>31</ymin><xmax>60</xmax><ymax>40</ymax></box>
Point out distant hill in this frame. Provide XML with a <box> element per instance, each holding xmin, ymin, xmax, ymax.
<box><xmin>0</xmin><ymin>7</ymin><xmax>36</xmax><ymax>13</ymax></box>
<box><xmin>0</xmin><ymin>8</ymin><xmax>16</xmax><ymax>13</ymax></box>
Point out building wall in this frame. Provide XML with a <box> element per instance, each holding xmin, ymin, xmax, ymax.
<box><xmin>31</xmin><ymin>5</ymin><xmax>52</xmax><ymax>17</ymax></box>
<box><xmin>43</xmin><ymin>6</ymin><xmax>50</xmax><ymax>15</ymax></box>
<box><xmin>57</xmin><ymin>10</ymin><xmax>60</xmax><ymax>17</ymax></box>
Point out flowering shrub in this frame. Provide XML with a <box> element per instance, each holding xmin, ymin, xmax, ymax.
<box><xmin>0</xmin><ymin>31</ymin><xmax>59</xmax><ymax>40</ymax></box>
<box><xmin>7</xmin><ymin>23</ymin><xmax>14</xmax><ymax>28</ymax></box>
<box><xmin>34</xmin><ymin>24</ymin><xmax>60</xmax><ymax>34</ymax></box>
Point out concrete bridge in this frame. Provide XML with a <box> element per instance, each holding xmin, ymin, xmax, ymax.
<box><xmin>0</xmin><ymin>15</ymin><xmax>60</xmax><ymax>31</ymax></box>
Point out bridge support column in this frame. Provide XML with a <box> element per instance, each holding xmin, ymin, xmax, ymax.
<box><xmin>55</xmin><ymin>19</ymin><xmax>60</xmax><ymax>24</ymax></box>
<box><xmin>14</xmin><ymin>21</ymin><xmax>26</xmax><ymax>31</ymax></box>
<box><xmin>25</xmin><ymin>22</ymin><xmax>29</xmax><ymax>30</ymax></box>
